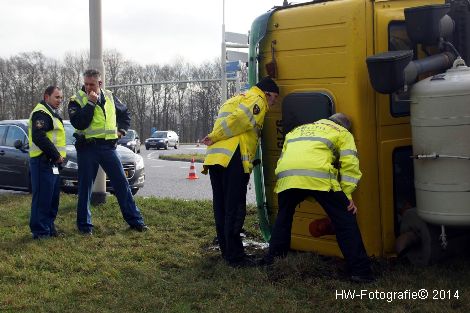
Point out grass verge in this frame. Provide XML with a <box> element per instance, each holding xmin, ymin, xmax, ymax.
<box><xmin>0</xmin><ymin>193</ymin><xmax>469</xmax><ymax>313</ymax></box>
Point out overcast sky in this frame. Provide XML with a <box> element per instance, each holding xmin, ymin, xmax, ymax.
<box><xmin>0</xmin><ymin>0</ymin><xmax>309</xmax><ymax>65</ymax></box>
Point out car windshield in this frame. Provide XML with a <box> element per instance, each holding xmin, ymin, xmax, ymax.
<box><xmin>123</xmin><ymin>131</ymin><xmax>135</xmax><ymax>139</ymax></box>
<box><xmin>64</xmin><ymin>123</ymin><xmax>75</xmax><ymax>145</ymax></box>
<box><xmin>151</xmin><ymin>131</ymin><xmax>167</xmax><ymax>138</ymax></box>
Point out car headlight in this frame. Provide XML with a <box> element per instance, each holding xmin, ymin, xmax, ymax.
<box><xmin>135</xmin><ymin>155</ymin><xmax>144</xmax><ymax>170</ymax></box>
<box><xmin>64</xmin><ymin>160</ymin><xmax>78</xmax><ymax>170</ymax></box>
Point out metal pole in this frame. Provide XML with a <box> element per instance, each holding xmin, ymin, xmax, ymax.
<box><xmin>89</xmin><ymin>0</ymin><xmax>107</xmax><ymax>205</ymax></box>
<box><xmin>221</xmin><ymin>0</ymin><xmax>227</xmax><ymax>104</ymax></box>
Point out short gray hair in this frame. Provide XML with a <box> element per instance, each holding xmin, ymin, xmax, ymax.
<box><xmin>329</xmin><ymin>113</ymin><xmax>352</xmax><ymax>131</ymax></box>
<box><xmin>83</xmin><ymin>69</ymin><xmax>101</xmax><ymax>79</ymax></box>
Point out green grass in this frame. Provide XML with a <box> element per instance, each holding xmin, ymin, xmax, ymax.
<box><xmin>0</xmin><ymin>193</ymin><xmax>469</xmax><ymax>313</ymax></box>
<box><xmin>159</xmin><ymin>153</ymin><xmax>205</xmax><ymax>163</ymax></box>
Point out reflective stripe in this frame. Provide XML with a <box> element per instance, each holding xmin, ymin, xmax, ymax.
<box><xmin>206</xmin><ymin>147</ymin><xmax>233</xmax><ymax>157</ymax></box>
<box><xmin>241</xmin><ymin>154</ymin><xmax>250</xmax><ymax>161</ymax></box>
<box><xmin>217</xmin><ymin>112</ymin><xmax>231</xmax><ymax>119</ymax></box>
<box><xmin>83</xmin><ymin>129</ymin><xmax>117</xmax><ymax>135</ymax></box>
<box><xmin>341</xmin><ymin>175</ymin><xmax>360</xmax><ymax>184</ymax></box>
<box><xmin>238</xmin><ymin>104</ymin><xmax>256</xmax><ymax>128</ymax></box>
<box><xmin>340</xmin><ymin>149</ymin><xmax>358</xmax><ymax>157</ymax></box>
<box><xmin>221</xmin><ymin>120</ymin><xmax>232</xmax><ymax>137</ymax></box>
<box><xmin>287</xmin><ymin>137</ymin><xmax>334</xmax><ymax>151</ymax></box>
<box><xmin>57</xmin><ymin>147</ymin><xmax>66</xmax><ymax>152</ymax></box>
<box><xmin>277</xmin><ymin>169</ymin><xmax>335</xmax><ymax>180</ymax></box>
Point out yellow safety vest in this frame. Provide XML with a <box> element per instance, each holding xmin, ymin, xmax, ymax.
<box><xmin>203</xmin><ymin>86</ymin><xmax>269</xmax><ymax>173</ymax></box>
<box><xmin>28</xmin><ymin>103</ymin><xmax>66</xmax><ymax>158</ymax></box>
<box><xmin>70</xmin><ymin>89</ymin><xmax>118</xmax><ymax>140</ymax></box>
<box><xmin>274</xmin><ymin>119</ymin><xmax>362</xmax><ymax>199</ymax></box>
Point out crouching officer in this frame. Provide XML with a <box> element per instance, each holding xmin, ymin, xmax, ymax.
<box><xmin>68</xmin><ymin>69</ymin><xmax>147</xmax><ymax>235</ymax></box>
<box><xmin>260</xmin><ymin>113</ymin><xmax>374</xmax><ymax>283</ymax></box>
<box><xmin>29</xmin><ymin>86</ymin><xmax>66</xmax><ymax>239</ymax></box>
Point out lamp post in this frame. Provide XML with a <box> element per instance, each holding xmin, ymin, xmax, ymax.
<box><xmin>89</xmin><ymin>0</ymin><xmax>107</xmax><ymax>204</ymax></box>
<box><xmin>221</xmin><ymin>0</ymin><xmax>227</xmax><ymax>104</ymax></box>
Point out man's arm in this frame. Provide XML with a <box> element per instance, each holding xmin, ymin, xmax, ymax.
<box><xmin>114</xmin><ymin>95</ymin><xmax>130</xmax><ymax>135</ymax></box>
<box><xmin>338</xmin><ymin>132</ymin><xmax>362</xmax><ymax>199</ymax></box>
<box><xmin>31</xmin><ymin>111</ymin><xmax>62</xmax><ymax>163</ymax></box>
<box><xmin>208</xmin><ymin>97</ymin><xmax>267</xmax><ymax>143</ymax></box>
<box><xmin>68</xmin><ymin>100</ymin><xmax>95</xmax><ymax>130</ymax></box>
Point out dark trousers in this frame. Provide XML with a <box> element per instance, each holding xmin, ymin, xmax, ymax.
<box><xmin>270</xmin><ymin>188</ymin><xmax>371</xmax><ymax>276</ymax></box>
<box><xmin>209</xmin><ymin>147</ymin><xmax>250</xmax><ymax>263</ymax></box>
<box><xmin>29</xmin><ymin>157</ymin><xmax>60</xmax><ymax>237</ymax></box>
<box><xmin>76</xmin><ymin>143</ymin><xmax>144</xmax><ymax>232</ymax></box>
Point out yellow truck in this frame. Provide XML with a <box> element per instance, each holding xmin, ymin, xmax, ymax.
<box><xmin>249</xmin><ymin>0</ymin><xmax>470</xmax><ymax>265</ymax></box>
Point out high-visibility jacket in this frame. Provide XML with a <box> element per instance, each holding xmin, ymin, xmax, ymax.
<box><xmin>28</xmin><ymin>103</ymin><xmax>66</xmax><ymax>158</ymax></box>
<box><xmin>70</xmin><ymin>90</ymin><xmax>118</xmax><ymax>140</ymax></box>
<box><xmin>203</xmin><ymin>86</ymin><xmax>269</xmax><ymax>173</ymax></box>
<box><xmin>274</xmin><ymin>119</ymin><xmax>361</xmax><ymax>199</ymax></box>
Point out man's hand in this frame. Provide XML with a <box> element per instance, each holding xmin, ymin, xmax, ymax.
<box><xmin>347</xmin><ymin>199</ymin><xmax>357</xmax><ymax>214</ymax></box>
<box><xmin>117</xmin><ymin>130</ymin><xmax>124</xmax><ymax>138</ymax></box>
<box><xmin>55</xmin><ymin>156</ymin><xmax>64</xmax><ymax>164</ymax></box>
<box><xmin>87</xmin><ymin>90</ymin><xmax>99</xmax><ymax>103</ymax></box>
<box><xmin>202</xmin><ymin>136</ymin><xmax>213</xmax><ymax>146</ymax></box>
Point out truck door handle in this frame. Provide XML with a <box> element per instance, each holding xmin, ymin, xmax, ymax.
<box><xmin>0</xmin><ymin>150</ymin><xmax>4</xmax><ymax>156</ymax></box>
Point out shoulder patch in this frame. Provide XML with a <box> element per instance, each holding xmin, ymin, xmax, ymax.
<box><xmin>253</xmin><ymin>104</ymin><xmax>260</xmax><ymax>115</ymax></box>
<box><xmin>35</xmin><ymin>119</ymin><xmax>45</xmax><ymax>129</ymax></box>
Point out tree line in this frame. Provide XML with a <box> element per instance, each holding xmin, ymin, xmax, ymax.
<box><xmin>0</xmin><ymin>50</ymin><xmax>245</xmax><ymax>142</ymax></box>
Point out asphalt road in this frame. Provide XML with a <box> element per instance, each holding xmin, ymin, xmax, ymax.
<box><xmin>136</xmin><ymin>144</ymin><xmax>256</xmax><ymax>203</ymax></box>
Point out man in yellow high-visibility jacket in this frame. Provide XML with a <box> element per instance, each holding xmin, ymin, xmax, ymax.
<box><xmin>68</xmin><ymin>69</ymin><xmax>147</xmax><ymax>235</ymax></box>
<box><xmin>202</xmin><ymin>77</ymin><xmax>279</xmax><ymax>267</ymax></box>
<box><xmin>261</xmin><ymin>113</ymin><xmax>374</xmax><ymax>283</ymax></box>
<box><xmin>28</xmin><ymin>86</ymin><xmax>66</xmax><ymax>239</ymax></box>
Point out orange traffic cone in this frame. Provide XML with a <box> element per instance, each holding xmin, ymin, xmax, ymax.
<box><xmin>187</xmin><ymin>157</ymin><xmax>199</xmax><ymax>180</ymax></box>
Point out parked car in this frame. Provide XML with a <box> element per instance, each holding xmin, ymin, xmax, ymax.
<box><xmin>117</xmin><ymin>129</ymin><xmax>141</xmax><ymax>153</ymax></box>
<box><xmin>144</xmin><ymin>130</ymin><xmax>179</xmax><ymax>150</ymax></box>
<box><xmin>0</xmin><ymin>119</ymin><xmax>145</xmax><ymax>195</ymax></box>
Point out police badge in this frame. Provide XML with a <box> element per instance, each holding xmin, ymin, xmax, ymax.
<box><xmin>35</xmin><ymin>119</ymin><xmax>45</xmax><ymax>129</ymax></box>
<box><xmin>253</xmin><ymin>104</ymin><xmax>260</xmax><ymax>115</ymax></box>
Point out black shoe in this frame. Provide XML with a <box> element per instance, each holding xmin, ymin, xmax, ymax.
<box><xmin>32</xmin><ymin>234</ymin><xmax>51</xmax><ymax>240</ymax></box>
<box><xmin>350</xmin><ymin>274</ymin><xmax>376</xmax><ymax>284</ymax></box>
<box><xmin>257</xmin><ymin>254</ymin><xmax>275</xmax><ymax>267</ymax></box>
<box><xmin>79</xmin><ymin>229</ymin><xmax>93</xmax><ymax>236</ymax></box>
<box><xmin>129</xmin><ymin>224</ymin><xmax>149</xmax><ymax>232</ymax></box>
<box><xmin>227</xmin><ymin>256</ymin><xmax>258</xmax><ymax>268</ymax></box>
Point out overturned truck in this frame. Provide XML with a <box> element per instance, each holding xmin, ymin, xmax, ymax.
<box><xmin>249</xmin><ymin>0</ymin><xmax>470</xmax><ymax>265</ymax></box>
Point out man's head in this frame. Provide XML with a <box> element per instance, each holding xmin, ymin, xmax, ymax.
<box><xmin>83</xmin><ymin>69</ymin><xmax>102</xmax><ymax>94</ymax></box>
<box><xmin>44</xmin><ymin>86</ymin><xmax>63</xmax><ymax>109</ymax></box>
<box><xmin>329</xmin><ymin>113</ymin><xmax>352</xmax><ymax>131</ymax></box>
<box><xmin>256</xmin><ymin>77</ymin><xmax>279</xmax><ymax>107</ymax></box>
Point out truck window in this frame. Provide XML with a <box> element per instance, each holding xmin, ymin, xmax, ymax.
<box><xmin>389</xmin><ymin>21</ymin><xmax>415</xmax><ymax>117</ymax></box>
<box><xmin>393</xmin><ymin>146</ymin><xmax>416</xmax><ymax>235</ymax></box>
<box><xmin>281</xmin><ymin>92</ymin><xmax>334</xmax><ymax>135</ymax></box>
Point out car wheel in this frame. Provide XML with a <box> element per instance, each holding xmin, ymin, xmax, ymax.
<box><xmin>174</xmin><ymin>141</ymin><xmax>178</xmax><ymax>149</ymax></box>
<box><xmin>131</xmin><ymin>188</ymin><xmax>138</xmax><ymax>195</ymax></box>
<box><xmin>145</xmin><ymin>145</ymin><xmax>149</xmax><ymax>150</ymax></box>
<box><xmin>164</xmin><ymin>143</ymin><xmax>168</xmax><ymax>150</ymax></box>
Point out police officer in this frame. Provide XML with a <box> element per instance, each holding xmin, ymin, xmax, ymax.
<box><xmin>260</xmin><ymin>113</ymin><xmax>374</xmax><ymax>283</ymax></box>
<box><xmin>68</xmin><ymin>69</ymin><xmax>147</xmax><ymax>234</ymax></box>
<box><xmin>202</xmin><ymin>77</ymin><xmax>279</xmax><ymax>267</ymax></box>
<box><xmin>29</xmin><ymin>86</ymin><xmax>66</xmax><ymax>239</ymax></box>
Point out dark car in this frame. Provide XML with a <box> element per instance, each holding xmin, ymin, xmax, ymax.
<box><xmin>117</xmin><ymin>129</ymin><xmax>141</xmax><ymax>153</ymax></box>
<box><xmin>0</xmin><ymin>119</ymin><xmax>145</xmax><ymax>195</ymax></box>
<box><xmin>144</xmin><ymin>130</ymin><xmax>179</xmax><ymax>150</ymax></box>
